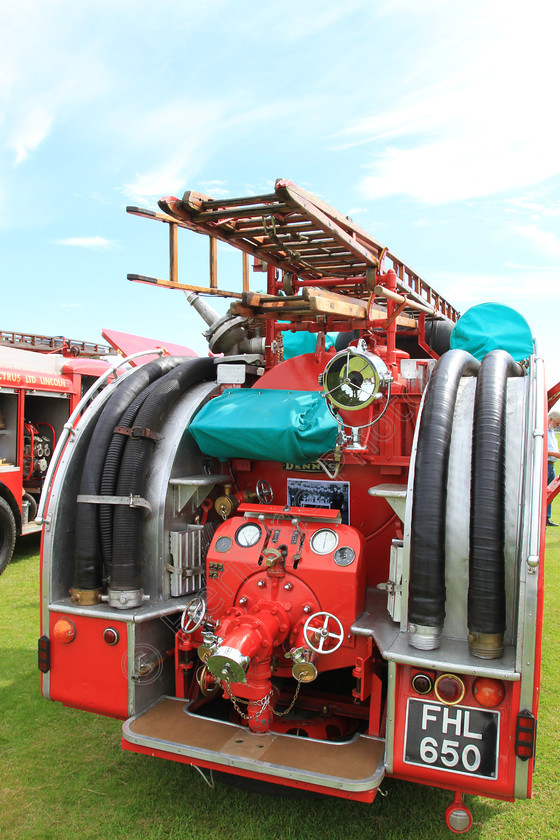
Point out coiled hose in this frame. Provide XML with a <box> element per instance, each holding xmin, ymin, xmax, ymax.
<box><xmin>72</xmin><ymin>357</ymin><xmax>182</xmax><ymax>598</ymax></box>
<box><xmin>468</xmin><ymin>349</ymin><xmax>523</xmax><ymax>658</ymax></box>
<box><xmin>408</xmin><ymin>349</ymin><xmax>480</xmax><ymax>650</ymax></box>
<box><xmin>98</xmin><ymin>377</ymin><xmax>163</xmax><ymax>574</ymax></box>
<box><xmin>109</xmin><ymin>357</ymin><xmax>215</xmax><ymax>596</ymax></box>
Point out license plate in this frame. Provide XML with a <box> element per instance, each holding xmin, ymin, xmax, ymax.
<box><xmin>404</xmin><ymin>698</ymin><xmax>499</xmax><ymax>779</ymax></box>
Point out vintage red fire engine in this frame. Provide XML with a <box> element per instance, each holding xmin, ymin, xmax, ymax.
<box><xmin>38</xmin><ymin>181</ymin><xmax>550</xmax><ymax>833</ymax></box>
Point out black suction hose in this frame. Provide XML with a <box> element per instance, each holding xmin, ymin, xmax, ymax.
<box><xmin>408</xmin><ymin>349</ymin><xmax>480</xmax><ymax>649</ymax></box>
<box><xmin>468</xmin><ymin>349</ymin><xmax>523</xmax><ymax>658</ymax></box>
<box><xmin>99</xmin><ymin>377</ymin><xmax>163</xmax><ymax>572</ymax></box>
<box><xmin>110</xmin><ymin>357</ymin><xmax>215</xmax><ymax>595</ymax></box>
<box><xmin>424</xmin><ymin>318</ymin><xmax>454</xmax><ymax>356</ymax></box>
<box><xmin>72</xmin><ymin>357</ymin><xmax>182</xmax><ymax>596</ymax></box>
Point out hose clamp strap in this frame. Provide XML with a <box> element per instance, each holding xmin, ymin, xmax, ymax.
<box><xmin>77</xmin><ymin>493</ymin><xmax>152</xmax><ymax>513</ymax></box>
<box><xmin>113</xmin><ymin>425</ymin><xmax>162</xmax><ymax>441</ymax></box>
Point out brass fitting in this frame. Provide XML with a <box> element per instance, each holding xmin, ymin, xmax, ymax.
<box><xmin>468</xmin><ymin>631</ymin><xmax>504</xmax><ymax>660</ymax></box>
<box><xmin>215</xmin><ymin>484</ymin><xmax>239</xmax><ymax>519</ymax></box>
<box><xmin>70</xmin><ymin>588</ymin><xmax>102</xmax><ymax>606</ymax></box>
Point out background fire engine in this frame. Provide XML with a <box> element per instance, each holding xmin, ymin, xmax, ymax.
<box><xmin>0</xmin><ymin>331</ymin><xmax>113</xmax><ymax>575</ymax></box>
<box><xmin>38</xmin><ymin>180</ymin><xmax>549</xmax><ymax>833</ymax></box>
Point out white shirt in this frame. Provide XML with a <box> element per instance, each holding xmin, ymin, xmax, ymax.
<box><xmin>548</xmin><ymin>427</ymin><xmax>559</xmax><ymax>462</ymax></box>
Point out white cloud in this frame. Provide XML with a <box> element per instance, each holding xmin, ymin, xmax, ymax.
<box><xmin>1</xmin><ymin>2</ymin><xmax>113</xmax><ymax>165</ymax></box>
<box><xmin>55</xmin><ymin>236</ymin><xmax>116</xmax><ymax>249</ymax></box>
<box><xmin>119</xmin><ymin>98</ymin><xmax>233</xmax><ymax>204</ymax></box>
<box><xmin>11</xmin><ymin>108</ymin><xmax>53</xmax><ymax>165</ymax></box>
<box><xmin>120</xmin><ymin>97</ymin><xmax>301</xmax><ymax>204</ymax></box>
<box><xmin>504</xmin><ymin>196</ymin><xmax>560</xmax><ymax>219</ymax></box>
<box><xmin>514</xmin><ymin>225</ymin><xmax>560</xmax><ymax>262</ymax></box>
<box><xmin>201</xmin><ymin>187</ymin><xmax>231</xmax><ymax>198</ymax></box>
<box><xmin>339</xmin><ymin>0</ymin><xmax>560</xmax><ymax>203</ymax></box>
<box><xmin>237</xmin><ymin>0</ymin><xmax>372</xmax><ymax>41</ymax></box>
<box><xmin>430</xmin><ymin>267</ymin><xmax>560</xmax><ymax>310</ymax></box>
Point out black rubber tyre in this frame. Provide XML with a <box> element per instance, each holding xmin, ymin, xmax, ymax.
<box><xmin>0</xmin><ymin>497</ymin><xmax>17</xmax><ymax>576</ymax></box>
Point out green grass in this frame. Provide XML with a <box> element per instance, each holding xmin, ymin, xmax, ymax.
<box><xmin>2</xmin><ymin>517</ymin><xmax>560</xmax><ymax>840</ymax></box>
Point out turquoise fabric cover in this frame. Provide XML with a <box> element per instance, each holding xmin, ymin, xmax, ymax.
<box><xmin>450</xmin><ymin>303</ymin><xmax>533</xmax><ymax>362</ymax></box>
<box><xmin>282</xmin><ymin>331</ymin><xmax>336</xmax><ymax>360</ymax></box>
<box><xmin>190</xmin><ymin>388</ymin><xmax>338</xmax><ymax>462</ymax></box>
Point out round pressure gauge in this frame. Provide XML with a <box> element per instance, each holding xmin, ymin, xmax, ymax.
<box><xmin>235</xmin><ymin>522</ymin><xmax>262</xmax><ymax>547</ymax></box>
<box><xmin>214</xmin><ymin>536</ymin><xmax>232</xmax><ymax>553</ymax></box>
<box><xmin>334</xmin><ymin>546</ymin><xmax>355</xmax><ymax>566</ymax></box>
<box><xmin>310</xmin><ymin>528</ymin><xmax>339</xmax><ymax>555</ymax></box>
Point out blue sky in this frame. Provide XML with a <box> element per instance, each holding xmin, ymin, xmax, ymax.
<box><xmin>2</xmin><ymin>0</ymin><xmax>560</xmax><ymax>384</ymax></box>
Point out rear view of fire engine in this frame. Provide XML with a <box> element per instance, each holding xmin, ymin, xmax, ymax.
<box><xmin>38</xmin><ymin>181</ymin><xmax>547</xmax><ymax>833</ymax></box>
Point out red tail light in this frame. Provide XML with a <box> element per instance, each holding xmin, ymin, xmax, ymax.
<box><xmin>434</xmin><ymin>673</ymin><xmax>465</xmax><ymax>705</ymax></box>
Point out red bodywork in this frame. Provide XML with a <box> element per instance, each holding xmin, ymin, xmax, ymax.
<box><xmin>0</xmin><ymin>356</ymin><xmax>105</xmax><ymax>541</ymax></box>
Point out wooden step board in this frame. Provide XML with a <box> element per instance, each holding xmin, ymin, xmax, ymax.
<box><xmin>230</xmin><ymin>287</ymin><xmax>418</xmax><ymax>328</ymax></box>
<box><xmin>123</xmin><ymin>696</ymin><xmax>385</xmax><ymax>793</ymax></box>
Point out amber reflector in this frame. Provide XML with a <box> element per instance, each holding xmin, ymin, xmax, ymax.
<box><xmin>52</xmin><ymin>618</ymin><xmax>76</xmax><ymax>644</ymax></box>
<box><xmin>473</xmin><ymin>677</ymin><xmax>505</xmax><ymax>708</ymax></box>
<box><xmin>434</xmin><ymin>673</ymin><xmax>465</xmax><ymax>705</ymax></box>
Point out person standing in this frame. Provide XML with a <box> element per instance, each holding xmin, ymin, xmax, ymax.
<box><xmin>546</xmin><ymin>411</ymin><xmax>560</xmax><ymax>525</ymax></box>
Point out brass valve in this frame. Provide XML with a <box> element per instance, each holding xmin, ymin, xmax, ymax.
<box><xmin>285</xmin><ymin>647</ymin><xmax>318</xmax><ymax>683</ymax></box>
<box><xmin>215</xmin><ymin>484</ymin><xmax>239</xmax><ymax>520</ymax></box>
<box><xmin>262</xmin><ymin>548</ymin><xmax>284</xmax><ymax>568</ymax></box>
<box><xmin>261</xmin><ymin>547</ymin><xmax>287</xmax><ymax>577</ymax></box>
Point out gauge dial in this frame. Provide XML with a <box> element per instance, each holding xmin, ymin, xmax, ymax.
<box><xmin>310</xmin><ymin>528</ymin><xmax>339</xmax><ymax>555</ymax></box>
<box><xmin>215</xmin><ymin>536</ymin><xmax>232</xmax><ymax>553</ymax></box>
<box><xmin>334</xmin><ymin>546</ymin><xmax>355</xmax><ymax>566</ymax></box>
<box><xmin>235</xmin><ymin>523</ymin><xmax>262</xmax><ymax>547</ymax></box>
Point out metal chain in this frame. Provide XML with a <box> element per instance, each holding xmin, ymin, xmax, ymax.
<box><xmin>224</xmin><ymin>680</ymin><xmax>302</xmax><ymax>721</ymax></box>
<box><xmin>226</xmin><ymin>687</ymin><xmax>273</xmax><ymax>721</ymax></box>
<box><xmin>272</xmin><ymin>680</ymin><xmax>301</xmax><ymax>716</ymax></box>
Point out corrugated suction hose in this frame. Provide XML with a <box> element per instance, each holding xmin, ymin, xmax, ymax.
<box><xmin>109</xmin><ymin>357</ymin><xmax>215</xmax><ymax>603</ymax></box>
<box><xmin>71</xmin><ymin>357</ymin><xmax>183</xmax><ymax>601</ymax></box>
<box><xmin>468</xmin><ymin>349</ymin><xmax>523</xmax><ymax>658</ymax></box>
<box><xmin>98</xmin><ymin>377</ymin><xmax>163</xmax><ymax>574</ymax></box>
<box><xmin>408</xmin><ymin>349</ymin><xmax>480</xmax><ymax>650</ymax></box>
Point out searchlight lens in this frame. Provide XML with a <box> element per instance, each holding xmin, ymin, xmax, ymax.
<box><xmin>323</xmin><ymin>346</ymin><xmax>390</xmax><ymax>411</ymax></box>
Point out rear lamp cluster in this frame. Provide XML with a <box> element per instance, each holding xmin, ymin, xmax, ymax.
<box><xmin>411</xmin><ymin>670</ymin><xmax>505</xmax><ymax>708</ymax></box>
<box><xmin>51</xmin><ymin>619</ymin><xmax>120</xmax><ymax>646</ymax></box>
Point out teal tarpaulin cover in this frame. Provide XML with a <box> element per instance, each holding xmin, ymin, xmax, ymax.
<box><xmin>190</xmin><ymin>388</ymin><xmax>338</xmax><ymax>462</ymax></box>
<box><xmin>282</xmin><ymin>331</ymin><xmax>336</xmax><ymax>360</ymax></box>
<box><xmin>450</xmin><ymin>303</ymin><xmax>534</xmax><ymax>362</ymax></box>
